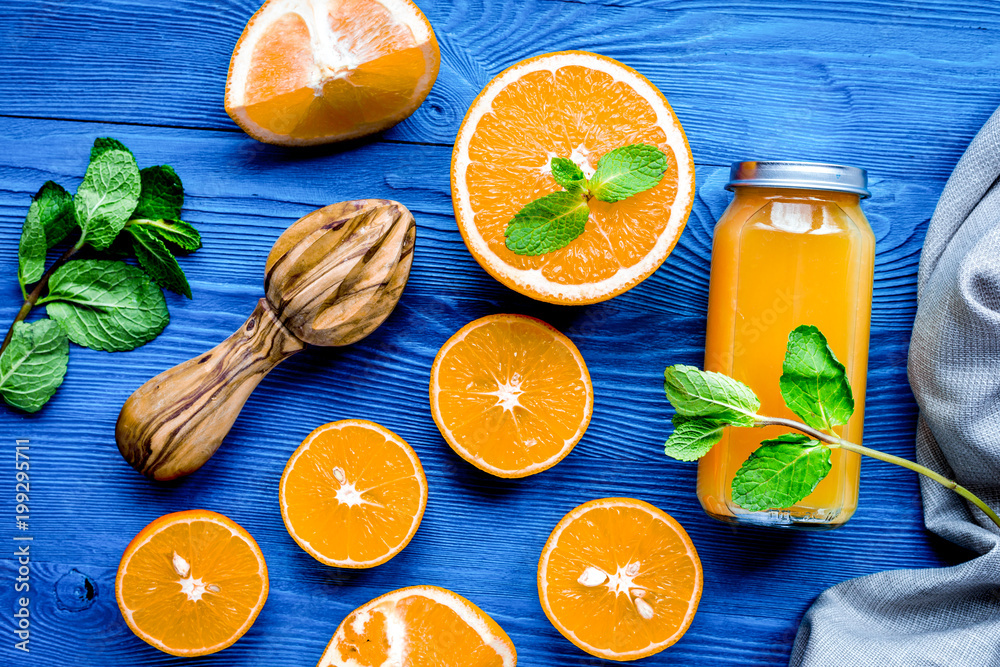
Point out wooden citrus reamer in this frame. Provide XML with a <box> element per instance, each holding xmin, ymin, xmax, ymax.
<box><xmin>116</xmin><ymin>199</ymin><xmax>416</xmax><ymax>481</ymax></box>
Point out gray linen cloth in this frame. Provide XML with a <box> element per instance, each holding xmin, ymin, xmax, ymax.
<box><xmin>790</xmin><ymin>107</ymin><xmax>1000</xmax><ymax>666</ymax></box>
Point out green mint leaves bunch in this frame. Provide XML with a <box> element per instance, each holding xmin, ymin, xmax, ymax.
<box><xmin>505</xmin><ymin>144</ymin><xmax>667</xmax><ymax>256</ymax></box>
<box><xmin>662</xmin><ymin>325</ymin><xmax>1000</xmax><ymax>529</ymax></box>
<box><xmin>2</xmin><ymin>137</ymin><xmax>203</xmax><ymax>413</ymax></box>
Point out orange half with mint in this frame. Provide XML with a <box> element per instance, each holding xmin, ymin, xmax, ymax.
<box><xmin>452</xmin><ymin>51</ymin><xmax>695</xmax><ymax>304</ymax></box>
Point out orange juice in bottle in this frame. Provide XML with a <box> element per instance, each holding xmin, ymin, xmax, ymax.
<box><xmin>697</xmin><ymin>161</ymin><xmax>875</xmax><ymax>529</ymax></box>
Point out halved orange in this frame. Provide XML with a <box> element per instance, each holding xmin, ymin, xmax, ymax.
<box><xmin>317</xmin><ymin>585</ymin><xmax>517</xmax><ymax>666</ymax></box>
<box><xmin>225</xmin><ymin>0</ymin><xmax>440</xmax><ymax>145</ymax></box>
<box><xmin>452</xmin><ymin>51</ymin><xmax>695</xmax><ymax>304</ymax></box>
<box><xmin>429</xmin><ymin>314</ymin><xmax>593</xmax><ymax>478</ymax></box>
<box><xmin>115</xmin><ymin>510</ymin><xmax>269</xmax><ymax>657</ymax></box>
<box><xmin>538</xmin><ymin>498</ymin><xmax>702</xmax><ymax>661</ymax></box>
<box><xmin>280</xmin><ymin>420</ymin><xmax>427</xmax><ymax>568</ymax></box>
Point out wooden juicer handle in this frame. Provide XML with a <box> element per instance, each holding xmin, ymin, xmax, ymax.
<box><xmin>116</xmin><ymin>200</ymin><xmax>416</xmax><ymax>481</ymax></box>
<box><xmin>116</xmin><ymin>299</ymin><xmax>304</xmax><ymax>480</ymax></box>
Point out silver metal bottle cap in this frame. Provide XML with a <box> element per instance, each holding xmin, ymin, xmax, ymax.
<box><xmin>725</xmin><ymin>160</ymin><xmax>870</xmax><ymax>198</ymax></box>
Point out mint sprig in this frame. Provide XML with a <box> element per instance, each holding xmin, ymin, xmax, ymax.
<box><xmin>505</xmin><ymin>143</ymin><xmax>668</xmax><ymax>256</ymax></box>
<box><xmin>0</xmin><ymin>137</ymin><xmax>203</xmax><ymax>412</ymax></box>
<box><xmin>661</xmin><ymin>324</ymin><xmax>1000</xmax><ymax>529</ymax></box>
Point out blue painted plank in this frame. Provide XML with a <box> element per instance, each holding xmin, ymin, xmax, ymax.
<box><xmin>0</xmin><ymin>0</ymin><xmax>993</xmax><ymax>662</ymax></box>
<box><xmin>2</xmin><ymin>0</ymin><xmax>1000</xmax><ymax>176</ymax></box>
<box><xmin>0</xmin><ymin>116</ymin><xmax>961</xmax><ymax>665</ymax></box>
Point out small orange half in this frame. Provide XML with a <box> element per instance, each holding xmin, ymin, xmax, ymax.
<box><xmin>225</xmin><ymin>0</ymin><xmax>440</xmax><ymax>145</ymax></box>
<box><xmin>115</xmin><ymin>510</ymin><xmax>269</xmax><ymax>657</ymax></box>
<box><xmin>280</xmin><ymin>420</ymin><xmax>427</xmax><ymax>568</ymax></box>
<box><xmin>429</xmin><ymin>314</ymin><xmax>593</xmax><ymax>478</ymax></box>
<box><xmin>452</xmin><ymin>51</ymin><xmax>695</xmax><ymax>304</ymax></box>
<box><xmin>538</xmin><ymin>498</ymin><xmax>702</xmax><ymax>661</ymax></box>
<box><xmin>317</xmin><ymin>585</ymin><xmax>517</xmax><ymax>666</ymax></box>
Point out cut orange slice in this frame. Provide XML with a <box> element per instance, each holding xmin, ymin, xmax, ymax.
<box><xmin>452</xmin><ymin>51</ymin><xmax>695</xmax><ymax>304</ymax></box>
<box><xmin>225</xmin><ymin>0</ymin><xmax>440</xmax><ymax>145</ymax></box>
<box><xmin>429</xmin><ymin>314</ymin><xmax>593</xmax><ymax>478</ymax></box>
<box><xmin>280</xmin><ymin>420</ymin><xmax>427</xmax><ymax>568</ymax></box>
<box><xmin>538</xmin><ymin>498</ymin><xmax>702</xmax><ymax>661</ymax></box>
<box><xmin>317</xmin><ymin>585</ymin><xmax>517</xmax><ymax>666</ymax></box>
<box><xmin>115</xmin><ymin>510</ymin><xmax>269</xmax><ymax>657</ymax></box>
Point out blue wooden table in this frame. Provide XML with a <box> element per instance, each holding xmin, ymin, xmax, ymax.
<box><xmin>1</xmin><ymin>1</ymin><xmax>998</xmax><ymax>664</ymax></box>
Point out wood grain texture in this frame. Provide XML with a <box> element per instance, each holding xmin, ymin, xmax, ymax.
<box><xmin>0</xmin><ymin>0</ymin><xmax>996</xmax><ymax>664</ymax></box>
<box><xmin>264</xmin><ymin>200</ymin><xmax>416</xmax><ymax>346</ymax></box>
<box><xmin>116</xmin><ymin>297</ymin><xmax>305</xmax><ymax>480</ymax></box>
<box><xmin>117</xmin><ymin>200</ymin><xmax>416</xmax><ymax>479</ymax></box>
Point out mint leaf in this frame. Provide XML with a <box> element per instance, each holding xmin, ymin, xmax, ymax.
<box><xmin>129</xmin><ymin>225</ymin><xmax>191</xmax><ymax>298</ymax></box>
<box><xmin>33</xmin><ymin>181</ymin><xmax>76</xmax><ymax>248</ymax></box>
<box><xmin>663</xmin><ymin>364</ymin><xmax>761</xmax><ymax>426</ymax></box>
<box><xmin>130</xmin><ymin>218</ymin><xmax>201</xmax><ymax>252</ymax></box>
<box><xmin>550</xmin><ymin>157</ymin><xmax>587</xmax><ymax>194</ymax></box>
<box><xmin>18</xmin><ymin>202</ymin><xmax>47</xmax><ymax>290</ymax></box>
<box><xmin>0</xmin><ymin>320</ymin><xmax>69</xmax><ymax>413</ymax></box>
<box><xmin>588</xmin><ymin>144</ymin><xmax>667</xmax><ymax>203</ymax></box>
<box><xmin>43</xmin><ymin>260</ymin><xmax>168</xmax><ymax>352</ymax></box>
<box><xmin>74</xmin><ymin>148</ymin><xmax>141</xmax><ymax>250</ymax></box>
<box><xmin>664</xmin><ymin>415</ymin><xmax>725</xmax><ymax>461</ymax></box>
<box><xmin>505</xmin><ymin>191</ymin><xmax>590</xmax><ymax>256</ymax></box>
<box><xmin>779</xmin><ymin>325</ymin><xmax>855</xmax><ymax>430</ymax></box>
<box><xmin>134</xmin><ymin>165</ymin><xmax>183</xmax><ymax>220</ymax></box>
<box><xmin>18</xmin><ymin>179</ymin><xmax>81</xmax><ymax>290</ymax></box>
<box><xmin>503</xmin><ymin>144</ymin><xmax>666</xmax><ymax>256</ymax></box>
<box><xmin>731</xmin><ymin>434</ymin><xmax>831</xmax><ymax>511</ymax></box>
<box><xmin>91</xmin><ymin>137</ymin><xmax>132</xmax><ymax>161</ymax></box>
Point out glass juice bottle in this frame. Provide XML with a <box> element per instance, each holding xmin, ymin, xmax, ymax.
<box><xmin>697</xmin><ymin>161</ymin><xmax>875</xmax><ymax>529</ymax></box>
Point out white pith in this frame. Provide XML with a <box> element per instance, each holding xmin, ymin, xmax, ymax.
<box><xmin>116</xmin><ymin>515</ymin><xmax>267</xmax><ymax>656</ymax></box>
<box><xmin>453</xmin><ymin>52</ymin><xmax>695</xmax><ymax>303</ymax></box>
<box><xmin>226</xmin><ymin>0</ymin><xmax>436</xmax><ymax>145</ymax></box>
<box><xmin>179</xmin><ymin>575</ymin><xmax>209</xmax><ymax>602</ymax></box>
<box><xmin>569</xmin><ymin>144</ymin><xmax>596</xmax><ymax>178</ymax></box>
<box><xmin>538</xmin><ymin>498</ymin><xmax>702</xmax><ymax>660</ymax></box>
<box><xmin>335</xmin><ymin>476</ymin><xmax>378</xmax><ymax>508</ymax></box>
<box><xmin>170</xmin><ymin>550</ymin><xmax>218</xmax><ymax>603</ymax></box>
<box><xmin>318</xmin><ymin>586</ymin><xmax>517</xmax><ymax>667</ymax></box>
<box><xmin>578</xmin><ymin>561</ymin><xmax>654</xmax><ymax>619</ymax></box>
<box><xmin>490</xmin><ymin>374</ymin><xmax>524</xmax><ymax>412</ymax></box>
<box><xmin>279</xmin><ymin>420</ymin><xmax>427</xmax><ymax>567</ymax></box>
<box><xmin>539</xmin><ymin>144</ymin><xmax>595</xmax><ymax>179</ymax></box>
<box><xmin>331</xmin><ymin>463</ymin><xmax>374</xmax><ymax>508</ymax></box>
<box><xmin>429</xmin><ymin>315</ymin><xmax>594</xmax><ymax>477</ymax></box>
